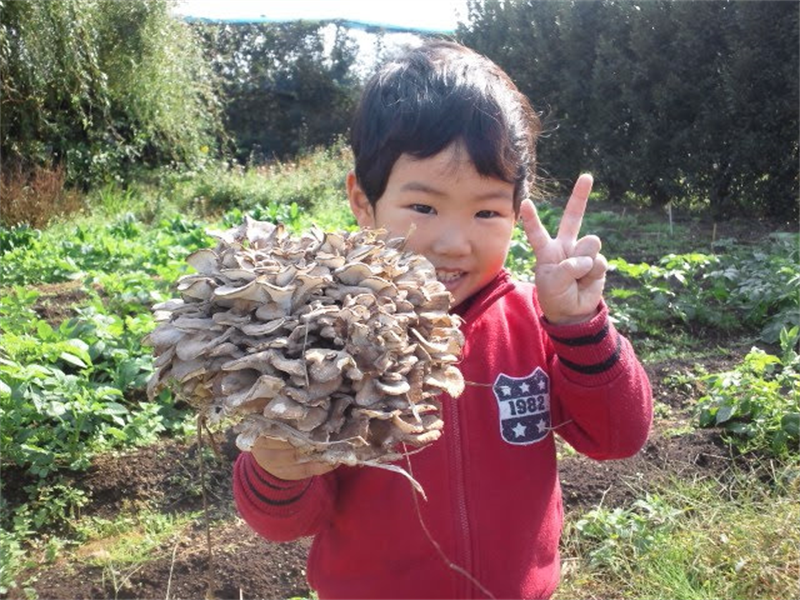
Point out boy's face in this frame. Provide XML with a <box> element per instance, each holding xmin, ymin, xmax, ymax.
<box><xmin>348</xmin><ymin>143</ymin><xmax>517</xmax><ymax>307</ymax></box>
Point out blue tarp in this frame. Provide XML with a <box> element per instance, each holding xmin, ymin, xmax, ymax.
<box><xmin>182</xmin><ymin>15</ymin><xmax>454</xmax><ymax>34</ymax></box>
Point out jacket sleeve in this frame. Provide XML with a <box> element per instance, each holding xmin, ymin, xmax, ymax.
<box><xmin>232</xmin><ymin>451</ymin><xmax>338</xmax><ymax>542</ymax></box>
<box><xmin>541</xmin><ymin>300</ymin><xmax>653</xmax><ymax>460</ymax></box>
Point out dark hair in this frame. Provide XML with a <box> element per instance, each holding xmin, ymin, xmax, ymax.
<box><xmin>349</xmin><ymin>40</ymin><xmax>540</xmax><ymax>211</ymax></box>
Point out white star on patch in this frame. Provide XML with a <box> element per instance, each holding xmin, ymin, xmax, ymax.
<box><xmin>537</xmin><ymin>420</ymin><xmax>548</xmax><ymax>433</ymax></box>
<box><xmin>502</xmin><ymin>386</ymin><xmax>512</xmax><ymax>396</ymax></box>
<box><xmin>538</xmin><ymin>380</ymin><xmax>547</xmax><ymax>391</ymax></box>
<box><xmin>512</xmin><ymin>422</ymin><xmax>527</xmax><ymax>438</ymax></box>
<box><xmin>520</xmin><ymin>382</ymin><xmax>530</xmax><ymax>393</ymax></box>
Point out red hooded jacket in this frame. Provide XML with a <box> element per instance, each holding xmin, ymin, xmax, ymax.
<box><xmin>233</xmin><ymin>270</ymin><xmax>652</xmax><ymax>599</ymax></box>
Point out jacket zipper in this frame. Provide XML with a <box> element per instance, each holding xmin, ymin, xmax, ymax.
<box><xmin>449</xmin><ymin>396</ymin><xmax>473</xmax><ymax>597</ymax></box>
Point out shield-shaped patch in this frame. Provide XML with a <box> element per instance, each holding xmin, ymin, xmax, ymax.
<box><xmin>493</xmin><ymin>367</ymin><xmax>551</xmax><ymax>445</ymax></box>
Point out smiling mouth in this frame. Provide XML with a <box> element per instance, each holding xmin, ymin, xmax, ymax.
<box><xmin>436</xmin><ymin>270</ymin><xmax>466</xmax><ymax>283</ymax></box>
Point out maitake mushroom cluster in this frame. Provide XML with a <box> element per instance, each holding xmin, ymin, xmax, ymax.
<box><xmin>145</xmin><ymin>218</ymin><xmax>464</xmax><ymax>467</ymax></box>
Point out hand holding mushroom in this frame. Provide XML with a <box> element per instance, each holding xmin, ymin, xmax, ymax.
<box><xmin>250</xmin><ymin>436</ymin><xmax>337</xmax><ymax>480</ymax></box>
<box><xmin>519</xmin><ymin>174</ymin><xmax>608</xmax><ymax>325</ymax></box>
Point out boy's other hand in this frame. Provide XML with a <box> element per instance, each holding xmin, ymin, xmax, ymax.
<box><xmin>251</xmin><ymin>436</ymin><xmax>337</xmax><ymax>481</ymax></box>
<box><xmin>519</xmin><ymin>174</ymin><xmax>607</xmax><ymax>325</ymax></box>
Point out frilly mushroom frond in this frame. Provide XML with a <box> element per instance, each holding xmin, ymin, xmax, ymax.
<box><xmin>145</xmin><ymin>220</ymin><xmax>465</xmax><ymax>466</ymax></box>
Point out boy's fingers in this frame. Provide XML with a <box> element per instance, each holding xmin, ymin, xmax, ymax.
<box><xmin>252</xmin><ymin>436</ymin><xmax>294</xmax><ymax>450</ymax></box>
<box><xmin>572</xmin><ymin>234</ymin><xmax>602</xmax><ymax>259</ymax></box>
<box><xmin>519</xmin><ymin>198</ymin><xmax>552</xmax><ymax>254</ymax></box>
<box><xmin>251</xmin><ymin>443</ymin><xmax>336</xmax><ymax>480</ymax></box>
<box><xmin>559</xmin><ymin>256</ymin><xmax>594</xmax><ymax>280</ymax></box>
<box><xmin>273</xmin><ymin>460</ymin><xmax>335</xmax><ymax>481</ymax></box>
<box><xmin>557</xmin><ymin>174</ymin><xmax>593</xmax><ymax>243</ymax></box>
<box><xmin>296</xmin><ymin>460</ymin><xmax>337</xmax><ymax>478</ymax></box>
<box><xmin>584</xmin><ymin>254</ymin><xmax>608</xmax><ymax>283</ymax></box>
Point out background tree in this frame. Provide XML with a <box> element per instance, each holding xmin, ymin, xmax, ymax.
<box><xmin>457</xmin><ymin>0</ymin><xmax>799</xmax><ymax>220</ymax></box>
<box><xmin>0</xmin><ymin>0</ymin><xmax>221</xmax><ymax>187</ymax></box>
<box><xmin>191</xmin><ymin>21</ymin><xmax>361</xmax><ymax>162</ymax></box>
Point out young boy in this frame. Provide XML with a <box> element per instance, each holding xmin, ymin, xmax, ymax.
<box><xmin>232</xmin><ymin>41</ymin><xmax>652</xmax><ymax>599</ymax></box>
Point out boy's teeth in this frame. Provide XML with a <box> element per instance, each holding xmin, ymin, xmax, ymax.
<box><xmin>437</xmin><ymin>270</ymin><xmax>463</xmax><ymax>282</ymax></box>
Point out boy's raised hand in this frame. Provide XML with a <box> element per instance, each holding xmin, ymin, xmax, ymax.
<box><xmin>519</xmin><ymin>174</ymin><xmax>607</xmax><ymax>325</ymax></box>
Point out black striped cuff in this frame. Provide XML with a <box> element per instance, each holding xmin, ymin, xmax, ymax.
<box><xmin>242</xmin><ymin>453</ymin><xmax>311</xmax><ymax>507</ymax></box>
<box><xmin>556</xmin><ymin>331</ymin><xmax>622</xmax><ymax>375</ymax></box>
<box><xmin>548</xmin><ymin>321</ymin><xmax>610</xmax><ymax>347</ymax></box>
<box><xmin>541</xmin><ymin>301</ymin><xmax>624</xmax><ymax>381</ymax></box>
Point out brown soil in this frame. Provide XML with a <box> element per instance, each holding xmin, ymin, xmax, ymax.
<box><xmin>23</xmin><ymin>520</ymin><xmax>312</xmax><ymax>600</ymax></box>
<box><xmin>31</xmin><ymin>280</ymin><xmax>89</xmax><ymax>325</ymax></box>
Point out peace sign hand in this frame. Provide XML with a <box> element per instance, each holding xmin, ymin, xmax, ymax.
<box><xmin>519</xmin><ymin>174</ymin><xmax>608</xmax><ymax>325</ymax></box>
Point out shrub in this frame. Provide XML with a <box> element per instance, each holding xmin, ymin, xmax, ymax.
<box><xmin>0</xmin><ymin>0</ymin><xmax>222</xmax><ymax>189</ymax></box>
<box><xmin>0</xmin><ymin>164</ymin><xmax>83</xmax><ymax>228</ymax></box>
<box><xmin>179</xmin><ymin>140</ymin><xmax>352</xmax><ymax>215</ymax></box>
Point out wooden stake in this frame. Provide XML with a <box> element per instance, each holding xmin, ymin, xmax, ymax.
<box><xmin>198</xmin><ymin>416</ymin><xmax>216</xmax><ymax>600</ymax></box>
<box><xmin>668</xmin><ymin>203</ymin><xmax>673</xmax><ymax>236</ymax></box>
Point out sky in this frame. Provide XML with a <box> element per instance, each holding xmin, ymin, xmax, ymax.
<box><xmin>173</xmin><ymin>0</ymin><xmax>470</xmax><ymax>33</ymax></box>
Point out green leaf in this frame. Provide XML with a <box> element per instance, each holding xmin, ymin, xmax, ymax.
<box><xmin>102</xmin><ymin>401</ymin><xmax>129</xmax><ymax>416</ymax></box>
<box><xmin>36</xmin><ymin>320</ymin><xmax>55</xmax><ymax>340</ymax></box>
<box><xmin>725</xmin><ymin>422</ymin><xmax>754</xmax><ymax>437</ymax></box>
<box><xmin>698</xmin><ymin>408</ymin><xmax>715</xmax><ymax>428</ymax></box>
<box><xmin>105</xmin><ymin>426</ymin><xmax>128</xmax><ymax>441</ymax></box>
<box><xmin>781</xmin><ymin>413</ymin><xmax>800</xmax><ymax>439</ymax></box>
<box><xmin>771</xmin><ymin>430</ymin><xmax>789</xmax><ymax>455</ymax></box>
<box><xmin>715</xmin><ymin>405</ymin><xmax>735</xmax><ymax>425</ymax></box>
<box><xmin>95</xmin><ymin>386</ymin><xmax>124</xmax><ymax>399</ymax></box>
<box><xmin>58</xmin><ymin>352</ymin><xmax>87</xmax><ymax>368</ymax></box>
<box><xmin>48</xmin><ymin>401</ymin><xmax>67</xmax><ymax>418</ymax></box>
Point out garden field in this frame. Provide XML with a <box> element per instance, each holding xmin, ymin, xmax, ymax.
<box><xmin>1</xmin><ymin>147</ymin><xmax>798</xmax><ymax>600</ymax></box>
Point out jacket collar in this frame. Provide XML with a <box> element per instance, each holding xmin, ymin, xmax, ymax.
<box><xmin>452</xmin><ymin>269</ymin><xmax>516</xmax><ymax>326</ymax></box>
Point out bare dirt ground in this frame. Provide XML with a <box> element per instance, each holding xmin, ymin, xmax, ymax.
<box><xmin>7</xmin><ymin>345</ymin><xmax>754</xmax><ymax>600</ymax></box>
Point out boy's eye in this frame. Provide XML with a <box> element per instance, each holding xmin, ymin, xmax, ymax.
<box><xmin>476</xmin><ymin>210</ymin><xmax>500</xmax><ymax>219</ymax></box>
<box><xmin>410</xmin><ymin>204</ymin><xmax>436</xmax><ymax>215</ymax></box>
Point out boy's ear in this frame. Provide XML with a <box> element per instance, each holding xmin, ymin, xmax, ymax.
<box><xmin>346</xmin><ymin>170</ymin><xmax>376</xmax><ymax>228</ymax></box>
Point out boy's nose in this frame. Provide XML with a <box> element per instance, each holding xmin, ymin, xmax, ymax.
<box><xmin>431</xmin><ymin>223</ymin><xmax>471</xmax><ymax>257</ymax></box>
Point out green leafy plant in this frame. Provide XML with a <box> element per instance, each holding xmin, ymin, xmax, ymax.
<box><xmin>222</xmin><ymin>201</ymin><xmax>303</xmax><ymax>231</ymax></box>
<box><xmin>0</xmin><ymin>224</ymin><xmax>40</xmax><ymax>253</ymax></box>
<box><xmin>606</xmin><ymin>234</ymin><xmax>800</xmax><ymax>343</ymax></box>
<box><xmin>696</xmin><ymin>326</ymin><xmax>800</xmax><ymax>457</ymax></box>
<box><xmin>571</xmin><ymin>494</ymin><xmax>682</xmax><ymax>571</ymax></box>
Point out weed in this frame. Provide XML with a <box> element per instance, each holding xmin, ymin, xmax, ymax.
<box><xmin>557</xmin><ymin>463</ymin><xmax>800</xmax><ymax>600</ymax></box>
<box><xmin>0</xmin><ymin>163</ymin><xmax>83</xmax><ymax>228</ymax></box>
<box><xmin>72</xmin><ymin>509</ymin><xmax>197</xmax><ymax>600</ymax></box>
<box><xmin>696</xmin><ymin>326</ymin><xmax>800</xmax><ymax>457</ymax></box>
<box><xmin>570</xmin><ymin>494</ymin><xmax>682</xmax><ymax>572</ymax></box>
<box><xmin>176</xmin><ymin>141</ymin><xmax>352</xmax><ymax>217</ymax></box>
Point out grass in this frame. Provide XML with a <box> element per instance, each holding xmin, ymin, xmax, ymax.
<box><xmin>74</xmin><ymin>509</ymin><xmax>200</xmax><ymax>600</ymax></box>
<box><xmin>73</xmin><ymin>509</ymin><xmax>200</xmax><ymax>566</ymax></box>
<box><xmin>555</xmin><ymin>462</ymin><xmax>800</xmax><ymax>600</ymax></box>
<box><xmin>8</xmin><ymin>506</ymin><xmax>201</xmax><ymax>599</ymax></box>
<box><xmin>162</xmin><ymin>138</ymin><xmax>353</xmax><ymax>219</ymax></box>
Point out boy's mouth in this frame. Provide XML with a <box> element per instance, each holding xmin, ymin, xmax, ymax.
<box><xmin>436</xmin><ymin>269</ymin><xmax>466</xmax><ymax>284</ymax></box>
